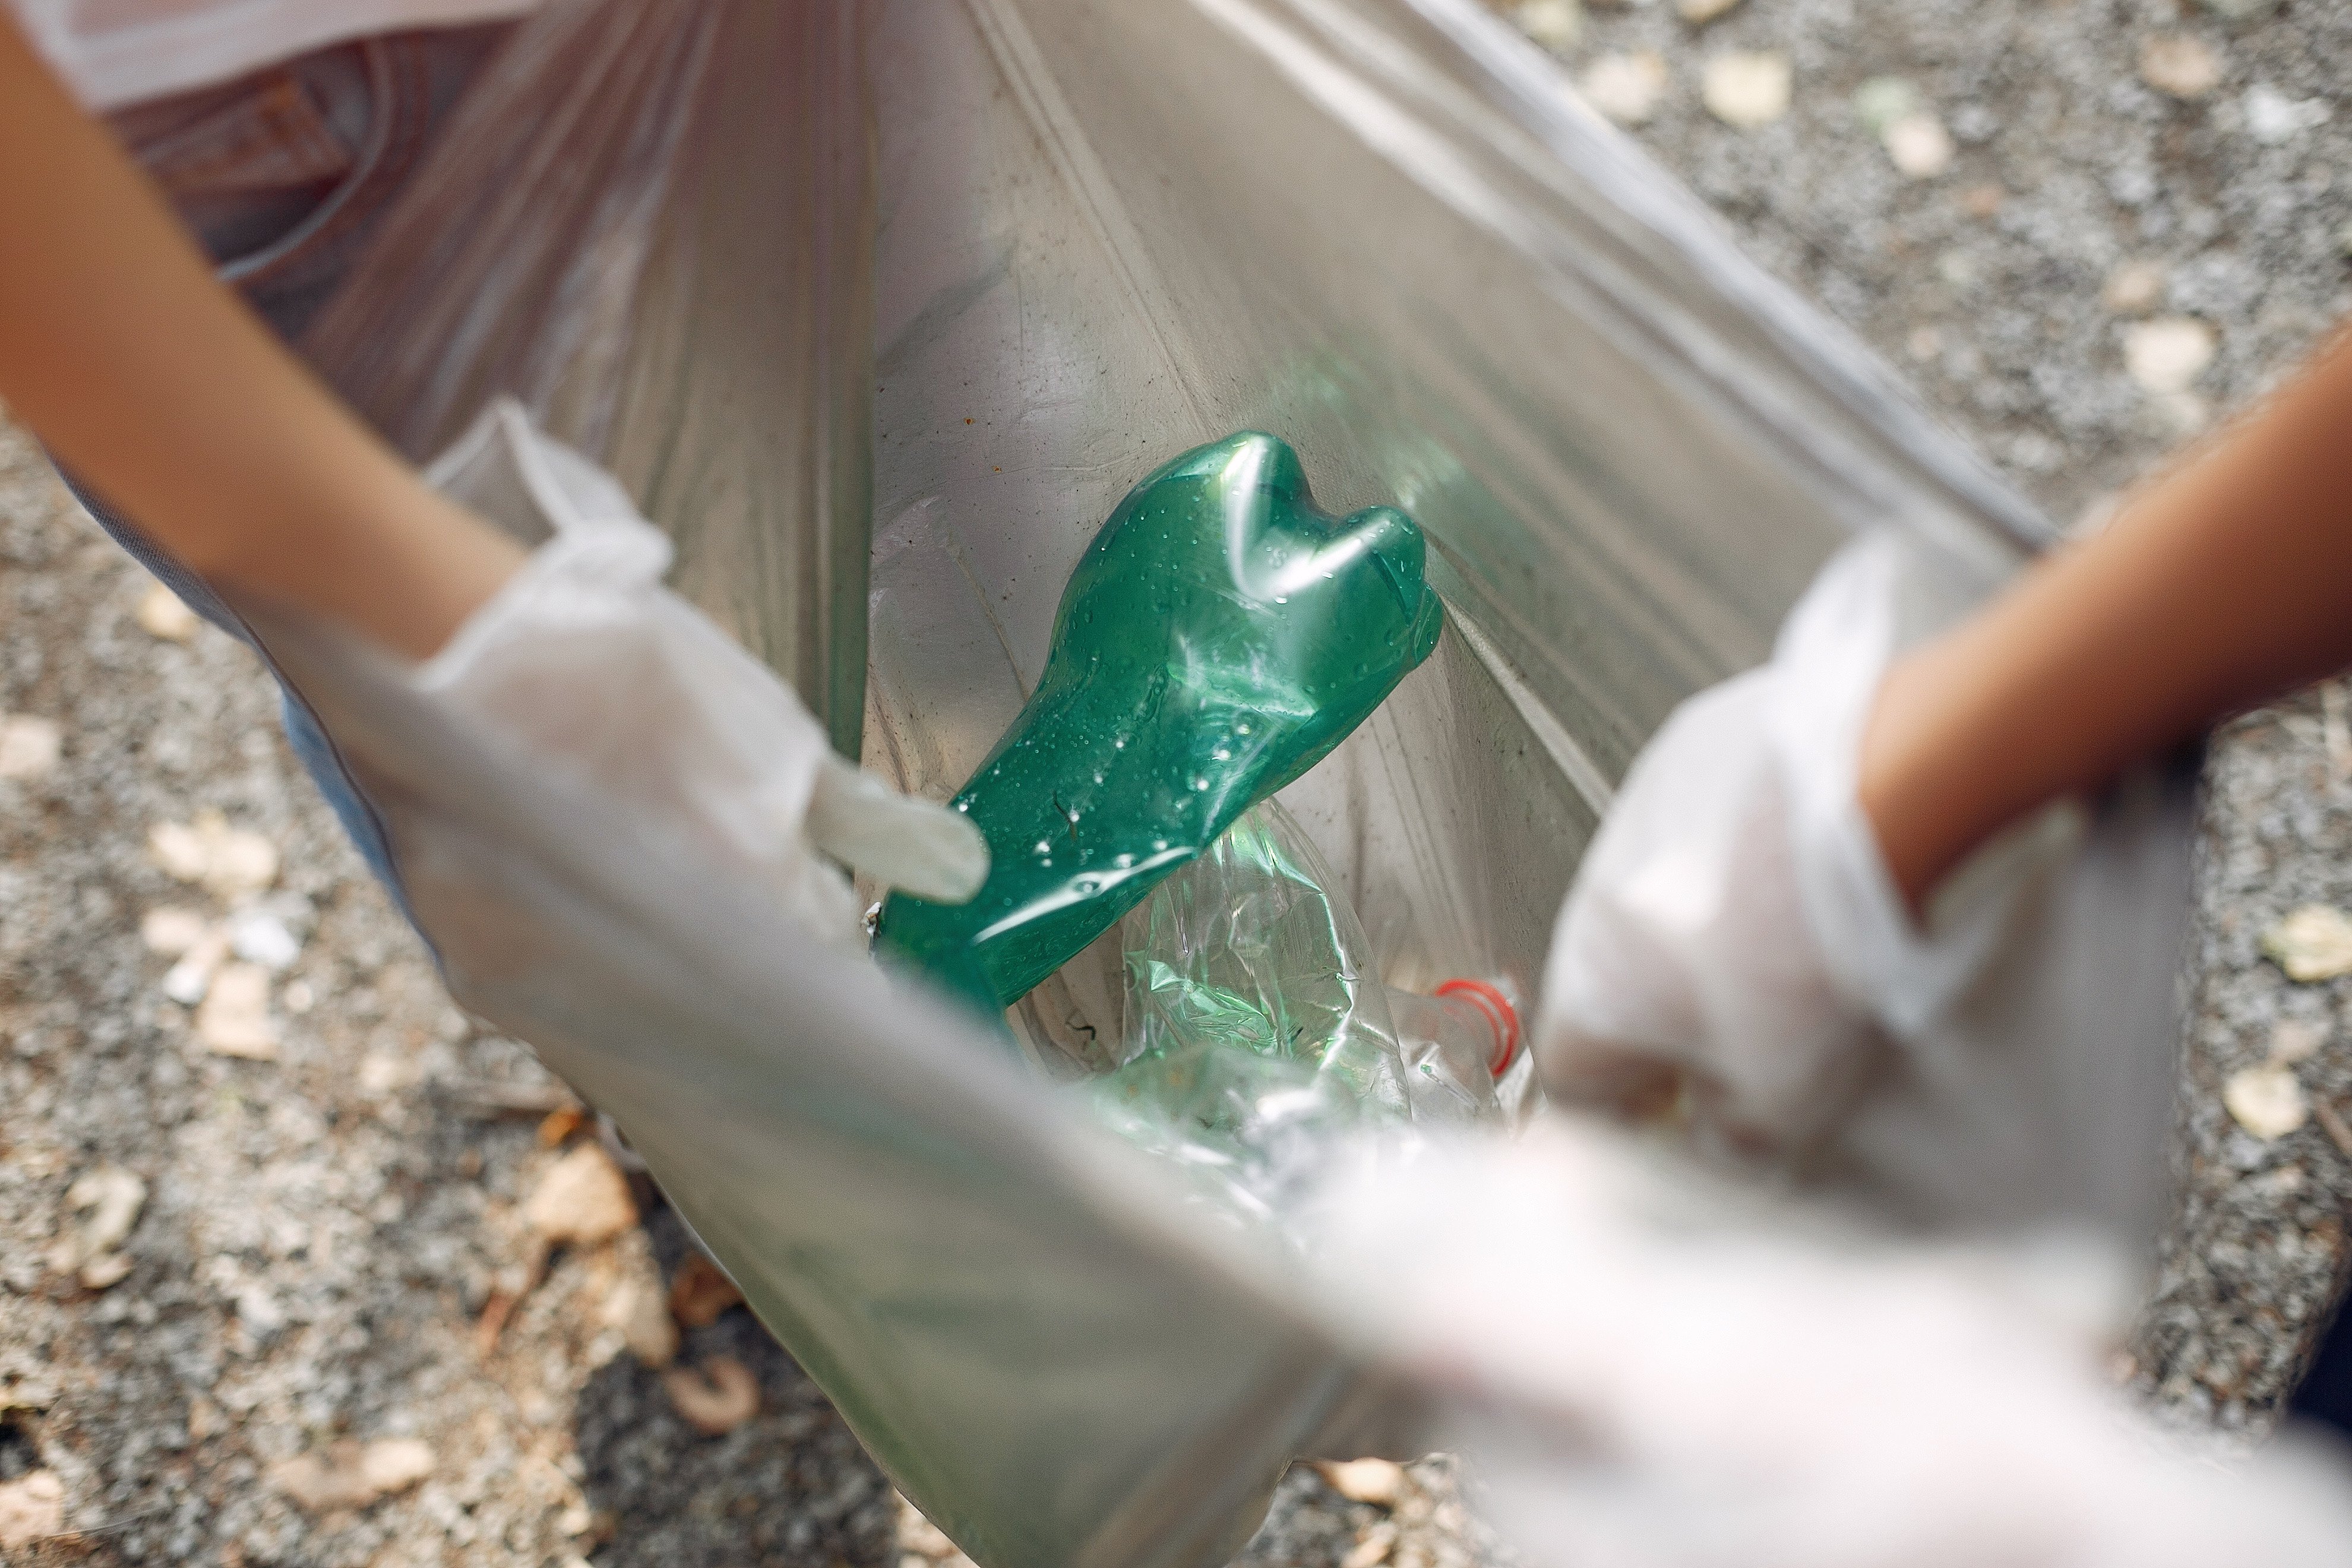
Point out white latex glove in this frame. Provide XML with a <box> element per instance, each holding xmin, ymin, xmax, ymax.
<box><xmin>1537</xmin><ymin>534</ymin><xmax>2193</xmax><ymax>1239</ymax></box>
<box><xmin>413</xmin><ymin>399</ymin><xmax>987</xmax><ymax>942</ymax></box>
<box><xmin>1304</xmin><ymin>1125</ymin><xmax>2352</xmax><ymax>1568</ymax></box>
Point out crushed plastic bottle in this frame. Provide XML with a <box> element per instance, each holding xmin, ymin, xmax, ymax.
<box><xmin>1092</xmin><ymin>800</ymin><xmax>1514</xmax><ymax>1222</ymax></box>
<box><xmin>875</xmin><ymin>431</ymin><xmax>1445</xmax><ymax>1016</ymax></box>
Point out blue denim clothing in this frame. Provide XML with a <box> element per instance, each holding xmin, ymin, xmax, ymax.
<box><xmin>68</xmin><ymin>26</ymin><xmax>511</xmax><ymax>905</ymax></box>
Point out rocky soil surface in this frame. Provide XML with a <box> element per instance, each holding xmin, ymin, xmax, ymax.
<box><xmin>7</xmin><ymin>0</ymin><xmax>2352</xmax><ymax>1562</ymax></box>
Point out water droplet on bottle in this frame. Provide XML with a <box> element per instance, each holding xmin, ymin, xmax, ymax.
<box><xmin>1151</xmin><ymin>839</ymin><xmax>1168</xmax><ymax>852</ymax></box>
<box><xmin>1114</xmin><ymin>853</ymin><xmax>1134</xmax><ymax>869</ymax></box>
<box><xmin>1191</xmin><ymin>777</ymin><xmax>1209</xmax><ymax>791</ymax></box>
<box><xmin>1212</xmin><ymin>749</ymin><xmax>1230</xmax><ymax>761</ymax></box>
<box><xmin>1113</xmin><ymin>737</ymin><xmax>1127</xmax><ymax>750</ymax></box>
<box><xmin>1235</xmin><ymin>723</ymin><xmax>1251</xmax><ymax>735</ymax></box>
<box><xmin>1034</xmin><ymin>840</ymin><xmax>1052</xmax><ymax>855</ymax></box>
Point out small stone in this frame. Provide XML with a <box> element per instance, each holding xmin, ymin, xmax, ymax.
<box><xmin>662</xmin><ymin>1356</ymin><xmax>760</xmax><ymax>1436</ymax></box>
<box><xmin>1579</xmin><ymin>52</ymin><xmax>1668</xmax><ymax>126</ymax></box>
<box><xmin>270</xmin><ymin>1438</ymin><xmax>435</xmax><ymax>1513</ymax></box>
<box><xmin>1883</xmin><ymin>112</ymin><xmax>1954</xmax><ymax>178</ymax></box>
<box><xmin>227</xmin><ymin>909</ymin><xmax>301</xmax><ymax>971</ymax></box>
<box><xmin>150</xmin><ymin>810</ymin><xmax>280</xmax><ymax>900</ymax></box>
<box><xmin>1906</xmin><ymin>325</ymin><xmax>1943</xmax><ymax>361</ymax></box>
<box><xmin>0</xmin><ymin>716</ymin><xmax>62</xmax><ymax>781</ymax></box>
<box><xmin>524</xmin><ymin>1145</ymin><xmax>638</xmax><ymax>1248</ymax></box>
<box><xmin>2270</xmin><ymin>1018</ymin><xmax>2328</xmax><ymax>1064</ymax></box>
<box><xmin>2103</xmin><ymin>260</ymin><xmax>2168</xmax><ymax>315</ymax></box>
<box><xmin>2125</xmin><ymin>317</ymin><xmax>2216</xmax><ymax>394</ymax></box>
<box><xmin>2139</xmin><ymin>35</ymin><xmax>2223</xmax><ymax>99</ymax></box>
<box><xmin>2244</xmin><ymin>84</ymin><xmax>2328</xmax><ymax>146</ymax></box>
<box><xmin>197</xmin><ymin>963</ymin><xmax>278</xmax><ymax>1058</ymax></box>
<box><xmin>2225</xmin><ymin>1064</ymin><xmax>2309</xmax><ymax>1140</ymax></box>
<box><xmin>134</xmin><ymin>582</ymin><xmax>199</xmax><ymax>642</ymax></box>
<box><xmin>669</xmin><ymin>1250</ymin><xmax>745</xmax><ymax>1329</ymax></box>
<box><xmin>1676</xmin><ymin>0</ymin><xmax>1741</xmax><ymax>23</ymax></box>
<box><xmin>1513</xmin><ymin>0</ymin><xmax>1580</xmax><ymax>52</ymax></box>
<box><xmin>1958</xmin><ymin>182</ymin><xmax>2003</xmax><ymax>219</ymax></box>
<box><xmin>139</xmin><ymin>906</ymin><xmax>211</xmax><ymax>956</ymax></box>
<box><xmin>0</xmin><ymin>1471</ymin><xmax>64</xmax><ymax>1548</ymax></box>
<box><xmin>162</xmin><ymin>928</ymin><xmax>230</xmax><ymax>1006</ymax></box>
<box><xmin>1701</xmin><ymin>52</ymin><xmax>1790</xmax><ymax>129</ymax></box>
<box><xmin>1315</xmin><ymin>1457</ymin><xmax>1408</xmax><ymax>1506</ymax></box>
<box><xmin>2264</xmin><ymin>904</ymin><xmax>2352</xmax><ymax>981</ymax></box>
<box><xmin>1948</xmin><ymin>102</ymin><xmax>1999</xmax><ymax>144</ymax></box>
<box><xmin>1852</xmin><ymin>76</ymin><xmax>1921</xmax><ymax>136</ymax></box>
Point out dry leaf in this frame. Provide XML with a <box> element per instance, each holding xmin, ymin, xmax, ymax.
<box><xmin>0</xmin><ymin>1470</ymin><xmax>64</xmax><ymax>1548</ymax></box>
<box><xmin>1579</xmin><ymin>52</ymin><xmax>1668</xmax><ymax>126</ymax></box>
<box><xmin>2139</xmin><ymin>34</ymin><xmax>2223</xmax><ymax>99</ymax></box>
<box><xmin>2270</xmin><ymin>1019</ymin><xmax>2327</xmax><ymax>1064</ymax></box>
<box><xmin>1701</xmin><ymin>52</ymin><xmax>1790</xmax><ymax>128</ymax></box>
<box><xmin>140</xmin><ymin>906</ymin><xmax>211</xmax><ymax>957</ymax></box>
<box><xmin>669</xmin><ymin>1251</ymin><xmax>745</xmax><ymax>1329</ymax></box>
<box><xmin>2225</xmin><ymin>1064</ymin><xmax>2309</xmax><ymax>1140</ymax></box>
<box><xmin>897</xmin><ymin>1496</ymin><xmax>960</xmax><ymax>1558</ymax></box>
<box><xmin>78</xmin><ymin>1252</ymin><xmax>134</xmax><ymax>1290</ymax></box>
<box><xmin>606</xmin><ymin>1272</ymin><xmax>679</xmax><ymax>1368</ymax></box>
<box><xmin>1344</xmin><ymin>1521</ymin><xmax>1400</xmax><ymax>1568</ymax></box>
<box><xmin>196</xmin><ymin>963</ymin><xmax>279</xmax><ymax>1059</ymax></box>
<box><xmin>2102</xmin><ymin>260</ymin><xmax>2167</xmax><ymax>315</ymax></box>
<box><xmin>49</xmin><ymin>1165</ymin><xmax>145</xmax><ymax>1288</ymax></box>
<box><xmin>524</xmin><ymin>1145</ymin><xmax>638</xmax><ymax>1247</ymax></box>
<box><xmin>537</xmin><ymin>1105</ymin><xmax>586</xmax><ymax>1147</ymax></box>
<box><xmin>149</xmin><ymin>810</ymin><xmax>279</xmax><ymax>899</ymax></box>
<box><xmin>1513</xmin><ymin>0</ymin><xmax>1579</xmax><ymax>51</ymax></box>
<box><xmin>270</xmin><ymin>1439</ymin><xmax>435</xmax><ymax>1513</ymax></box>
<box><xmin>0</xmin><ymin>716</ymin><xmax>62</xmax><ymax>782</ymax></box>
<box><xmin>1315</xmin><ymin>1457</ymin><xmax>1407</xmax><ymax>1507</ymax></box>
<box><xmin>134</xmin><ymin>582</ymin><xmax>200</xmax><ymax>641</ymax></box>
<box><xmin>662</xmin><ymin>1356</ymin><xmax>760</xmax><ymax>1436</ymax></box>
<box><xmin>2264</xmin><ymin>905</ymin><xmax>2352</xmax><ymax>982</ymax></box>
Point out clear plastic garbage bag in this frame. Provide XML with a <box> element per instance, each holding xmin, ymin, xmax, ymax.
<box><xmin>273</xmin><ymin>1</ymin><xmax>2072</xmax><ymax>1564</ymax></box>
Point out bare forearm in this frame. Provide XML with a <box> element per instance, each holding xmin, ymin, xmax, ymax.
<box><xmin>1863</xmin><ymin>328</ymin><xmax>2352</xmax><ymax>906</ymax></box>
<box><xmin>0</xmin><ymin>19</ymin><xmax>520</xmax><ymax>658</ymax></box>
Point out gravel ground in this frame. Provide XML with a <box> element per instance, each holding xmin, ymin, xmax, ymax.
<box><xmin>6</xmin><ymin>0</ymin><xmax>2352</xmax><ymax>1562</ymax></box>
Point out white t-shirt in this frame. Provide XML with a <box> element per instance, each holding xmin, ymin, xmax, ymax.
<box><xmin>10</xmin><ymin>0</ymin><xmax>541</xmax><ymax>110</ymax></box>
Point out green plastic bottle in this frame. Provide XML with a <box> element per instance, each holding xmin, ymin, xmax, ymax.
<box><xmin>877</xmin><ymin>431</ymin><xmax>1446</xmax><ymax>1016</ymax></box>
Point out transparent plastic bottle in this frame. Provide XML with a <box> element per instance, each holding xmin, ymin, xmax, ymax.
<box><xmin>1092</xmin><ymin>801</ymin><xmax>1516</xmax><ymax>1218</ymax></box>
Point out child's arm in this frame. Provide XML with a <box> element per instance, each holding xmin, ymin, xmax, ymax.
<box><xmin>1862</xmin><ymin>328</ymin><xmax>2352</xmax><ymax>906</ymax></box>
<box><xmin>0</xmin><ymin>15</ymin><xmax>524</xmax><ymax>659</ymax></box>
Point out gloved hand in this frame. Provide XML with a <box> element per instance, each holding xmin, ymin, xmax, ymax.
<box><xmin>1303</xmin><ymin>1124</ymin><xmax>2352</xmax><ymax>1568</ymax></box>
<box><xmin>1535</xmin><ymin>533</ymin><xmax>2194</xmax><ymax>1239</ymax></box>
<box><xmin>409</xmin><ymin>399</ymin><xmax>987</xmax><ymax>944</ymax></box>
